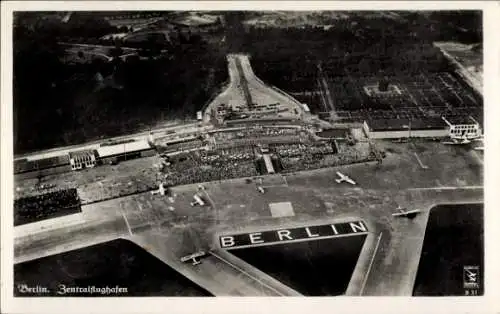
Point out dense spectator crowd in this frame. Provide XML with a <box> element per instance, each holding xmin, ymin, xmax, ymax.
<box><xmin>14</xmin><ymin>188</ymin><xmax>81</xmax><ymax>226</ymax></box>
<box><xmin>77</xmin><ymin>167</ymin><xmax>159</xmax><ymax>204</ymax></box>
<box><xmin>212</xmin><ymin>127</ymin><xmax>300</xmax><ymax>142</ymax></box>
<box><xmin>271</xmin><ymin>142</ymin><xmax>336</xmax><ymax>158</ymax></box>
<box><xmin>281</xmin><ymin>147</ymin><xmax>374</xmax><ymax>173</ymax></box>
<box><xmin>157</xmin><ymin>139</ymin><xmax>205</xmax><ymax>154</ymax></box>
<box><xmin>161</xmin><ymin>147</ymin><xmax>259</xmax><ymax>185</ymax></box>
<box><xmin>200</xmin><ymin>146</ymin><xmax>255</xmax><ymax>163</ymax></box>
<box><xmin>164</xmin><ymin>162</ymin><xmax>258</xmax><ymax>186</ymax></box>
<box><xmin>158</xmin><ymin>137</ymin><xmax>365</xmax><ymax>184</ymax></box>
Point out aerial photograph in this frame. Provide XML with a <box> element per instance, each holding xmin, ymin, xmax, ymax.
<box><xmin>11</xmin><ymin>10</ymin><xmax>483</xmax><ymax>297</ymax></box>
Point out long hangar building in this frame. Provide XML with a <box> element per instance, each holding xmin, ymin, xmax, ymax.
<box><xmin>14</xmin><ymin>140</ymin><xmax>156</xmax><ymax>179</ymax></box>
<box><xmin>95</xmin><ymin>140</ymin><xmax>155</xmax><ymax>165</ymax></box>
<box><xmin>362</xmin><ymin>115</ymin><xmax>482</xmax><ymax>139</ymax></box>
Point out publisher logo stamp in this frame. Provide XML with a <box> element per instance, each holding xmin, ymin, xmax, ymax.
<box><xmin>463</xmin><ymin>265</ymin><xmax>480</xmax><ymax>295</ymax></box>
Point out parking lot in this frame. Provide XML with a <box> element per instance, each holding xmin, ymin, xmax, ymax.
<box><xmin>328</xmin><ymin>71</ymin><xmax>482</xmax><ymax>124</ymax></box>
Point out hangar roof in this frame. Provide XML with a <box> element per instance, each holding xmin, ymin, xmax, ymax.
<box><xmin>69</xmin><ymin>149</ymin><xmax>96</xmax><ymax>159</ymax></box>
<box><xmin>96</xmin><ymin>140</ymin><xmax>152</xmax><ymax>158</ymax></box>
<box><xmin>366</xmin><ymin>118</ymin><xmax>447</xmax><ymax>132</ymax></box>
<box><xmin>317</xmin><ymin>129</ymin><xmax>348</xmax><ymax>139</ymax></box>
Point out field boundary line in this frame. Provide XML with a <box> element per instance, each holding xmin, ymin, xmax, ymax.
<box><xmin>119</xmin><ymin>203</ymin><xmax>133</xmax><ymax>236</ymax></box>
<box><xmin>359</xmin><ymin>232</ymin><xmax>383</xmax><ymax>295</ymax></box>
<box><xmin>209</xmin><ymin>250</ymin><xmax>285</xmax><ymax>296</ymax></box>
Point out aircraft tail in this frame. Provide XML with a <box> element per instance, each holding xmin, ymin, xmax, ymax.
<box><xmin>335</xmin><ymin>179</ymin><xmax>342</xmax><ymax>184</ymax></box>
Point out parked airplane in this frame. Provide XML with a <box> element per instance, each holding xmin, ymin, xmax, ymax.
<box><xmin>392</xmin><ymin>205</ymin><xmax>421</xmax><ymax>219</ymax></box>
<box><xmin>257</xmin><ymin>186</ymin><xmax>265</xmax><ymax>194</ymax></box>
<box><xmin>180</xmin><ymin>251</ymin><xmax>207</xmax><ymax>266</ymax></box>
<box><xmin>151</xmin><ymin>183</ymin><xmax>165</xmax><ymax>196</ymax></box>
<box><xmin>443</xmin><ymin>137</ymin><xmax>471</xmax><ymax>145</ymax></box>
<box><xmin>190</xmin><ymin>194</ymin><xmax>205</xmax><ymax>207</ymax></box>
<box><xmin>335</xmin><ymin>171</ymin><xmax>356</xmax><ymax>185</ymax></box>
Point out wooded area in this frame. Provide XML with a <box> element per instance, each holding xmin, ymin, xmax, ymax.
<box><xmin>14</xmin><ymin>13</ymin><xmax>227</xmax><ymax>154</ymax></box>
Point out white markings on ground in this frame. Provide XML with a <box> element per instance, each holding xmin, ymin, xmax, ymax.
<box><xmin>14</xmin><ymin>213</ymin><xmax>85</xmax><ymax>238</ymax></box>
<box><xmin>203</xmin><ymin>189</ymin><xmax>220</xmax><ymax>224</ymax></box>
<box><xmin>282</xmin><ymin>175</ymin><xmax>289</xmax><ymax>187</ymax></box>
<box><xmin>408</xmin><ymin>185</ymin><xmax>483</xmax><ymax>191</ymax></box>
<box><xmin>471</xmin><ymin>150</ymin><xmax>484</xmax><ymax>166</ymax></box>
<box><xmin>209</xmin><ymin>250</ymin><xmax>285</xmax><ymax>296</ymax></box>
<box><xmin>269</xmin><ymin>201</ymin><xmax>295</xmax><ymax>218</ymax></box>
<box><xmin>413</xmin><ymin>153</ymin><xmax>429</xmax><ymax>169</ymax></box>
<box><xmin>119</xmin><ymin>203</ymin><xmax>133</xmax><ymax>236</ymax></box>
<box><xmin>262</xmin><ymin>175</ymin><xmax>289</xmax><ymax>189</ymax></box>
<box><xmin>360</xmin><ymin>232</ymin><xmax>383</xmax><ymax>296</ymax></box>
<box><xmin>261</xmin><ymin>185</ymin><xmax>288</xmax><ymax>189</ymax></box>
<box><xmin>203</xmin><ymin>190</ymin><xmax>217</xmax><ymax>209</ymax></box>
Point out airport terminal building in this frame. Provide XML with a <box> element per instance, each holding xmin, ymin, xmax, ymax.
<box><xmin>442</xmin><ymin>116</ymin><xmax>482</xmax><ymax>138</ymax></box>
<box><xmin>69</xmin><ymin>149</ymin><xmax>97</xmax><ymax>171</ymax></box>
<box><xmin>363</xmin><ymin>118</ymin><xmax>449</xmax><ymax>139</ymax></box>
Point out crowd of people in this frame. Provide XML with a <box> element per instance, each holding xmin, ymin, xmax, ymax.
<box><xmin>212</xmin><ymin>127</ymin><xmax>300</xmax><ymax>142</ymax></box>
<box><xmin>200</xmin><ymin>146</ymin><xmax>255</xmax><ymax>164</ymax></box>
<box><xmin>272</xmin><ymin>142</ymin><xmax>336</xmax><ymax>158</ymax></box>
<box><xmin>157</xmin><ymin>139</ymin><xmax>205</xmax><ymax>155</ymax></box>
<box><xmin>279</xmin><ymin>141</ymin><xmax>375</xmax><ymax>173</ymax></box>
<box><xmin>14</xmin><ymin>188</ymin><xmax>81</xmax><ymax>226</ymax></box>
<box><xmin>78</xmin><ymin>167</ymin><xmax>159</xmax><ymax>204</ymax></box>
<box><xmin>164</xmin><ymin>161</ymin><xmax>258</xmax><ymax>186</ymax></box>
<box><xmin>160</xmin><ymin>147</ymin><xmax>260</xmax><ymax>186</ymax></box>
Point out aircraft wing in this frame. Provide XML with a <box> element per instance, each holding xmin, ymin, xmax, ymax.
<box><xmin>185</xmin><ymin>251</ymin><xmax>206</xmax><ymax>260</ymax></box>
<box><xmin>346</xmin><ymin>177</ymin><xmax>356</xmax><ymax>185</ymax></box>
<box><xmin>181</xmin><ymin>251</ymin><xmax>206</xmax><ymax>262</ymax></box>
<box><xmin>392</xmin><ymin>209</ymin><xmax>421</xmax><ymax>217</ymax></box>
